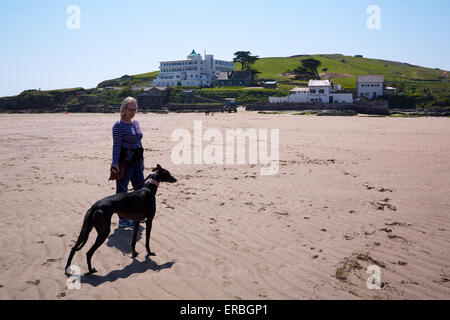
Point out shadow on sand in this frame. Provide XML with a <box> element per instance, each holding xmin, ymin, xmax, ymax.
<box><xmin>80</xmin><ymin>256</ymin><xmax>175</xmax><ymax>287</ymax></box>
<box><xmin>106</xmin><ymin>224</ymin><xmax>144</xmax><ymax>255</ymax></box>
<box><xmin>80</xmin><ymin>224</ymin><xmax>175</xmax><ymax>287</ymax></box>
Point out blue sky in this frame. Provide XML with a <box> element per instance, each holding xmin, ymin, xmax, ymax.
<box><xmin>1</xmin><ymin>0</ymin><xmax>449</xmax><ymax>97</ymax></box>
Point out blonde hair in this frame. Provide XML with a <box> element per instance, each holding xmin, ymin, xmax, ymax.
<box><xmin>120</xmin><ymin>97</ymin><xmax>137</xmax><ymax>120</ymax></box>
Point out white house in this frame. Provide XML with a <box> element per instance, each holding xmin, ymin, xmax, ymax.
<box><xmin>269</xmin><ymin>87</ymin><xmax>308</xmax><ymax>103</ymax></box>
<box><xmin>269</xmin><ymin>80</ymin><xmax>352</xmax><ymax>104</ymax></box>
<box><xmin>288</xmin><ymin>87</ymin><xmax>309</xmax><ymax>103</ymax></box>
<box><xmin>384</xmin><ymin>86</ymin><xmax>397</xmax><ymax>95</ymax></box>
<box><xmin>152</xmin><ymin>50</ymin><xmax>235</xmax><ymax>87</ymax></box>
<box><xmin>357</xmin><ymin>75</ymin><xmax>384</xmax><ymax>99</ymax></box>
<box><xmin>330</xmin><ymin>92</ymin><xmax>353</xmax><ymax>104</ymax></box>
<box><xmin>308</xmin><ymin>80</ymin><xmax>333</xmax><ymax>103</ymax></box>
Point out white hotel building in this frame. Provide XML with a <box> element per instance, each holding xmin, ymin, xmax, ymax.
<box><xmin>152</xmin><ymin>50</ymin><xmax>235</xmax><ymax>87</ymax></box>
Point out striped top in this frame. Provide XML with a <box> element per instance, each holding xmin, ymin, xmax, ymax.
<box><xmin>112</xmin><ymin>120</ymin><xmax>144</xmax><ymax>167</ymax></box>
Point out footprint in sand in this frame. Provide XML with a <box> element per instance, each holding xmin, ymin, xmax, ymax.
<box><xmin>343</xmin><ymin>171</ymin><xmax>358</xmax><ymax>178</ymax></box>
<box><xmin>51</xmin><ymin>233</ymin><xmax>66</xmax><ymax>238</ymax></box>
<box><xmin>385</xmin><ymin>221</ymin><xmax>410</xmax><ymax>227</ymax></box>
<box><xmin>387</xmin><ymin>234</ymin><xmax>407</xmax><ymax>242</ymax></box>
<box><xmin>26</xmin><ymin>280</ymin><xmax>40</xmax><ymax>286</ymax></box>
<box><xmin>42</xmin><ymin>258</ymin><xmax>62</xmax><ymax>267</ymax></box>
<box><xmin>438</xmin><ymin>273</ymin><xmax>450</xmax><ymax>283</ymax></box>
<box><xmin>363</xmin><ymin>227</ymin><xmax>376</xmax><ymax>235</ymax></box>
<box><xmin>222</xmin><ymin>275</ymin><xmax>232</xmax><ymax>287</ymax></box>
<box><xmin>258</xmin><ymin>292</ymin><xmax>268</xmax><ymax>298</ymax></box>
<box><xmin>363</xmin><ymin>183</ymin><xmax>375</xmax><ymax>190</ymax></box>
<box><xmin>335</xmin><ymin>252</ymin><xmax>386</xmax><ymax>282</ymax></box>
<box><xmin>370</xmin><ymin>198</ymin><xmax>397</xmax><ymax>211</ymax></box>
<box><xmin>344</xmin><ymin>231</ymin><xmax>359</xmax><ymax>241</ymax></box>
<box><xmin>20</xmin><ymin>279</ymin><xmax>41</xmax><ymax>292</ymax></box>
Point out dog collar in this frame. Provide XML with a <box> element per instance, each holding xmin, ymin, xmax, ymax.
<box><xmin>145</xmin><ymin>178</ymin><xmax>159</xmax><ymax>187</ymax></box>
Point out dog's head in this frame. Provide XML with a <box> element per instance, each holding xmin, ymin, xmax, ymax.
<box><xmin>145</xmin><ymin>164</ymin><xmax>177</xmax><ymax>184</ymax></box>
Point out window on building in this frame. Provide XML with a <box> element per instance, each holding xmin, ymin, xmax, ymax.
<box><xmin>310</xmin><ymin>89</ymin><xmax>316</xmax><ymax>94</ymax></box>
<box><xmin>319</xmin><ymin>89</ymin><xmax>324</xmax><ymax>94</ymax></box>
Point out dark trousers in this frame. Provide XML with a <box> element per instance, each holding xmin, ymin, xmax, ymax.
<box><xmin>116</xmin><ymin>162</ymin><xmax>145</xmax><ymax>220</ymax></box>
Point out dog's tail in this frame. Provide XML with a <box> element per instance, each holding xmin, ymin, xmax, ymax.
<box><xmin>73</xmin><ymin>207</ymin><xmax>94</xmax><ymax>252</ymax></box>
<box><xmin>65</xmin><ymin>207</ymin><xmax>94</xmax><ymax>275</ymax></box>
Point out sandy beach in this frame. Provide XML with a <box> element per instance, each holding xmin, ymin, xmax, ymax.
<box><xmin>0</xmin><ymin>112</ymin><xmax>449</xmax><ymax>300</ymax></box>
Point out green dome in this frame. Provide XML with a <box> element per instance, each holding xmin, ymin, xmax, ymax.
<box><xmin>188</xmin><ymin>49</ymin><xmax>198</xmax><ymax>57</ymax></box>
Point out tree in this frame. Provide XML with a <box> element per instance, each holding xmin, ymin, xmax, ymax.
<box><xmin>250</xmin><ymin>69</ymin><xmax>261</xmax><ymax>80</ymax></box>
<box><xmin>301</xmin><ymin>58</ymin><xmax>322</xmax><ymax>79</ymax></box>
<box><xmin>290</xmin><ymin>58</ymin><xmax>322</xmax><ymax>81</ymax></box>
<box><xmin>291</xmin><ymin>66</ymin><xmax>318</xmax><ymax>81</ymax></box>
<box><xmin>233</xmin><ymin>51</ymin><xmax>259</xmax><ymax>72</ymax></box>
<box><xmin>292</xmin><ymin>66</ymin><xmax>312</xmax><ymax>81</ymax></box>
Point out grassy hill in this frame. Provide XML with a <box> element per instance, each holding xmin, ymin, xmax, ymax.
<box><xmin>83</xmin><ymin>54</ymin><xmax>449</xmax><ymax>109</ymax></box>
<box><xmin>97</xmin><ymin>71</ymin><xmax>159</xmax><ymax>88</ymax></box>
<box><xmin>251</xmin><ymin>54</ymin><xmax>446</xmax><ymax>90</ymax></box>
<box><xmin>100</xmin><ymin>53</ymin><xmax>447</xmax><ymax>94</ymax></box>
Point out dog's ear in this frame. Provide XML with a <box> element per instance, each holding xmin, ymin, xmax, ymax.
<box><xmin>157</xmin><ymin>164</ymin><xmax>161</xmax><ymax>169</ymax></box>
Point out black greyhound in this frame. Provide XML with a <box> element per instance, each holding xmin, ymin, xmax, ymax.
<box><xmin>65</xmin><ymin>164</ymin><xmax>177</xmax><ymax>276</ymax></box>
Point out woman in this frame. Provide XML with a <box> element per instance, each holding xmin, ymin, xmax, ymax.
<box><xmin>111</xmin><ymin>97</ymin><xmax>145</xmax><ymax>228</ymax></box>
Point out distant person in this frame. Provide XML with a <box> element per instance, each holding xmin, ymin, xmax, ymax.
<box><xmin>111</xmin><ymin>97</ymin><xmax>145</xmax><ymax>228</ymax></box>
